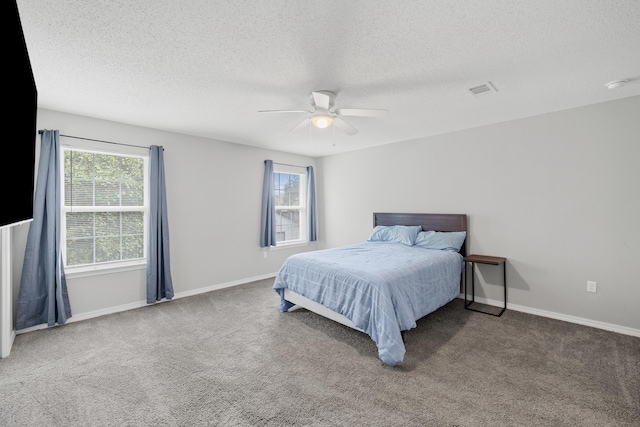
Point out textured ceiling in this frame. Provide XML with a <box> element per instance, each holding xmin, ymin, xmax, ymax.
<box><xmin>16</xmin><ymin>0</ymin><xmax>640</xmax><ymax>157</ymax></box>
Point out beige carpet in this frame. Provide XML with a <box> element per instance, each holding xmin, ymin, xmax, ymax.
<box><xmin>1</xmin><ymin>278</ymin><xmax>638</xmax><ymax>426</ymax></box>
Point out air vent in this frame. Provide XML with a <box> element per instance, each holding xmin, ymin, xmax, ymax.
<box><xmin>468</xmin><ymin>82</ymin><xmax>497</xmax><ymax>96</ymax></box>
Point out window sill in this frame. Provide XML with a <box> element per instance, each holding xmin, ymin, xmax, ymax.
<box><xmin>65</xmin><ymin>259</ymin><xmax>147</xmax><ymax>279</ymax></box>
<box><xmin>271</xmin><ymin>241</ymin><xmax>311</xmax><ymax>250</ymax></box>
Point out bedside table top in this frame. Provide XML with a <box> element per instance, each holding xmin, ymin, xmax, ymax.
<box><xmin>464</xmin><ymin>254</ymin><xmax>506</xmax><ymax>265</ymax></box>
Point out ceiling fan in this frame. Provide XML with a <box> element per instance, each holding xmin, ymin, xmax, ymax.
<box><xmin>258</xmin><ymin>90</ymin><xmax>387</xmax><ymax>135</ymax></box>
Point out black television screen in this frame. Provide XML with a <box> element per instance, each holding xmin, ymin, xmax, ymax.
<box><xmin>2</xmin><ymin>0</ymin><xmax>37</xmax><ymax>229</ymax></box>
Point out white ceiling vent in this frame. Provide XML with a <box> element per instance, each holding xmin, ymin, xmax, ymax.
<box><xmin>468</xmin><ymin>82</ymin><xmax>497</xmax><ymax>96</ymax></box>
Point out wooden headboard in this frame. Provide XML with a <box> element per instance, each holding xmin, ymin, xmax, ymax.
<box><xmin>373</xmin><ymin>212</ymin><xmax>468</xmax><ymax>257</ymax></box>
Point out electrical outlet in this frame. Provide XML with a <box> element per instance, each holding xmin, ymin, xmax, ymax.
<box><xmin>587</xmin><ymin>281</ymin><xmax>597</xmax><ymax>293</ymax></box>
<box><xmin>263</xmin><ymin>251</ymin><xmax>268</xmax><ymax>259</ymax></box>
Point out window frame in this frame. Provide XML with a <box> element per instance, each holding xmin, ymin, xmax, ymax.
<box><xmin>273</xmin><ymin>164</ymin><xmax>307</xmax><ymax>247</ymax></box>
<box><xmin>59</xmin><ymin>141</ymin><xmax>149</xmax><ymax>276</ymax></box>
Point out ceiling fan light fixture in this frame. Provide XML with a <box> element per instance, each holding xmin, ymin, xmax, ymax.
<box><xmin>311</xmin><ymin>115</ymin><xmax>333</xmax><ymax>129</ymax></box>
<box><xmin>259</xmin><ymin>90</ymin><xmax>383</xmax><ymax>136</ymax></box>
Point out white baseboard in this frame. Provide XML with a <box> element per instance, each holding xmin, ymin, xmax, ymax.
<box><xmin>172</xmin><ymin>273</ymin><xmax>277</xmax><ymax>299</ymax></box>
<box><xmin>16</xmin><ymin>273</ymin><xmax>278</xmax><ymax>335</ymax></box>
<box><xmin>457</xmin><ymin>294</ymin><xmax>640</xmax><ymax>338</ymax></box>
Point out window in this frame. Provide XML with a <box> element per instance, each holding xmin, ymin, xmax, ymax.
<box><xmin>274</xmin><ymin>165</ymin><xmax>306</xmax><ymax>245</ymax></box>
<box><xmin>61</xmin><ymin>146</ymin><xmax>148</xmax><ymax>271</ymax></box>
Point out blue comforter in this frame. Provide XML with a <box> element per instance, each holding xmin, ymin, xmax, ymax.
<box><xmin>273</xmin><ymin>242</ymin><xmax>463</xmax><ymax>366</ymax></box>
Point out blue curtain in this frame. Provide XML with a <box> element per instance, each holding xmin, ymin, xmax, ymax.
<box><xmin>147</xmin><ymin>145</ymin><xmax>174</xmax><ymax>304</ymax></box>
<box><xmin>307</xmin><ymin>166</ymin><xmax>317</xmax><ymax>242</ymax></box>
<box><xmin>260</xmin><ymin>160</ymin><xmax>276</xmax><ymax>247</ymax></box>
<box><xmin>16</xmin><ymin>129</ymin><xmax>71</xmax><ymax>329</ymax></box>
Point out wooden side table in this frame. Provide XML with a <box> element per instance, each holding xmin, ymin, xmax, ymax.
<box><xmin>464</xmin><ymin>254</ymin><xmax>507</xmax><ymax>317</ymax></box>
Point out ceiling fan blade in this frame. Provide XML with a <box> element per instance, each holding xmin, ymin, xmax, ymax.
<box><xmin>335</xmin><ymin>108</ymin><xmax>388</xmax><ymax>117</ymax></box>
<box><xmin>333</xmin><ymin>117</ymin><xmax>358</xmax><ymax>135</ymax></box>
<box><xmin>312</xmin><ymin>91</ymin><xmax>331</xmax><ymax>110</ymax></box>
<box><xmin>258</xmin><ymin>109</ymin><xmax>310</xmax><ymax>114</ymax></box>
<box><xmin>288</xmin><ymin>118</ymin><xmax>310</xmax><ymax>133</ymax></box>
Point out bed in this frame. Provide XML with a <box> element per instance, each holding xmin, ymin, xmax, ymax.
<box><xmin>273</xmin><ymin>212</ymin><xmax>467</xmax><ymax>366</ymax></box>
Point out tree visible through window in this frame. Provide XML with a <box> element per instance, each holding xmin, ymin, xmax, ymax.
<box><xmin>274</xmin><ymin>170</ymin><xmax>306</xmax><ymax>244</ymax></box>
<box><xmin>62</xmin><ymin>148</ymin><xmax>147</xmax><ymax>268</ymax></box>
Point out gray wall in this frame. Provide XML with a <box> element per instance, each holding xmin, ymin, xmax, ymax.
<box><xmin>8</xmin><ymin>96</ymin><xmax>639</xmax><ymax>335</ymax></box>
<box><xmin>317</xmin><ymin>95</ymin><xmax>640</xmax><ymax>331</ymax></box>
<box><xmin>11</xmin><ymin>108</ymin><xmax>318</xmax><ymax>322</ymax></box>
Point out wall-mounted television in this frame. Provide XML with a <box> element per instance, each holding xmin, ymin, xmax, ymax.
<box><xmin>2</xmin><ymin>1</ymin><xmax>37</xmax><ymax>229</ymax></box>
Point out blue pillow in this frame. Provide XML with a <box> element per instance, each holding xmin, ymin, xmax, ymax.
<box><xmin>414</xmin><ymin>230</ymin><xmax>466</xmax><ymax>252</ymax></box>
<box><xmin>367</xmin><ymin>225</ymin><xmax>422</xmax><ymax>246</ymax></box>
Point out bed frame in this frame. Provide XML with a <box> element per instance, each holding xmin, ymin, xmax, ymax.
<box><xmin>283</xmin><ymin>212</ymin><xmax>468</xmax><ymax>329</ymax></box>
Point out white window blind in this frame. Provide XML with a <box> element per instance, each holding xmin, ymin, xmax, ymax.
<box><xmin>274</xmin><ymin>164</ymin><xmax>306</xmax><ymax>245</ymax></box>
<box><xmin>61</xmin><ymin>147</ymin><xmax>148</xmax><ymax>268</ymax></box>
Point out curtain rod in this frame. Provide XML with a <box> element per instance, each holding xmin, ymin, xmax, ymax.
<box><xmin>273</xmin><ymin>161</ymin><xmax>309</xmax><ymax>168</ymax></box>
<box><xmin>39</xmin><ymin>131</ymin><xmax>157</xmax><ymax>150</ymax></box>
